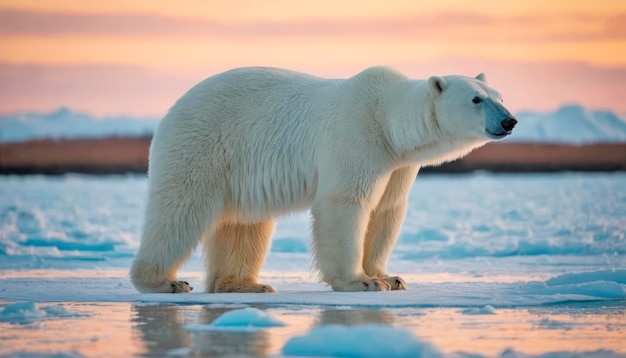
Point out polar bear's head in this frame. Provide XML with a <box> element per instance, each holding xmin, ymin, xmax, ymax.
<box><xmin>427</xmin><ymin>73</ymin><xmax>517</xmax><ymax>140</ymax></box>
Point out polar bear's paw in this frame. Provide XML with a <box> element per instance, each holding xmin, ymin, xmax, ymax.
<box><xmin>332</xmin><ymin>278</ymin><xmax>395</xmax><ymax>292</ymax></box>
<box><xmin>331</xmin><ymin>276</ymin><xmax>407</xmax><ymax>292</ymax></box>
<box><xmin>141</xmin><ymin>280</ymin><xmax>193</xmax><ymax>293</ymax></box>
<box><xmin>169</xmin><ymin>281</ymin><xmax>194</xmax><ymax>293</ymax></box>
<box><xmin>233</xmin><ymin>284</ymin><xmax>276</xmax><ymax>293</ymax></box>
<box><xmin>362</xmin><ymin>279</ymin><xmax>392</xmax><ymax>291</ymax></box>
<box><xmin>214</xmin><ymin>278</ymin><xmax>277</xmax><ymax>293</ymax></box>
<box><xmin>382</xmin><ymin>276</ymin><xmax>407</xmax><ymax>290</ymax></box>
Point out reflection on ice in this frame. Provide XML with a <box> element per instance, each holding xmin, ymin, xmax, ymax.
<box><xmin>3</xmin><ymin>302</ymin><xmax>623</xmax><ymax>357</ymax></box>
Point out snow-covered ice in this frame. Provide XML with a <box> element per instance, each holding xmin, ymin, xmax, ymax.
<box><xmin>511</xmin><ymin>104</ymin><xmax>626</xmax><ymax>144</ymax></box>
<box><xmin>1</xmin><ymin>269</ymin><xmax>624</xmax><ymax>308</ymax></box>
<box><xmin>1</xmin><ymin>173</ymin><xmax>624</xmax><ymax>272</ymax></box>
<box><xmin>0</xmin><ymin>173</ymin><xmax>624</xmax><ymax>357</ymax></box>
<box><xmin>0</xmin><ymin>107</ymin><xmax>158</xmax><ymax>143</ymax></box>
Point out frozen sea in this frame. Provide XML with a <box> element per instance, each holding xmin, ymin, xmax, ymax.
<box><xmin>0</xmin><ymin>173</ymin><xmax>625</xmax><ymax>357</ymax></box>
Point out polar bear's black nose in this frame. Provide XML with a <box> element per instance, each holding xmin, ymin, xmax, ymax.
<box><xmin>501</xmin><ymin>117</ymin><xmax>517</xmax><ymax>132</ymax></box>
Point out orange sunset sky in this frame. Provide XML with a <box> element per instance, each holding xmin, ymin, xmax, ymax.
<box><xmin>1</xmin><ymin>0</ymin><xmax>625</xmax><ymax>117</ymax></box>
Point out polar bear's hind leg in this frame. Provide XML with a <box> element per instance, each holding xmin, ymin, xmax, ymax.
<box><xmin>130</xmin><ymin>198</ymin><xmax>208</xmax><ymax>293</ymax></box>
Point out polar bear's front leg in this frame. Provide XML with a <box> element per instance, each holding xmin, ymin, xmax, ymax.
<box><xmin>363</xmin><ymin>166</ymin><xmax>419</xmax><ymax>290</ymax></box>
<box><xmin>363</xmin><ymin>202</ymin><xmax>409</xmax><ymax>290</ymax></box>
<box><xmin>312</xmin><ymin>194</ymin><xmax>392</xmax><ymax>292</ymax></box>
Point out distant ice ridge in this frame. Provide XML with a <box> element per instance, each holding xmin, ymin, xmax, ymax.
<box><xmin>510</xmin><ymin>104</ymin><xmax>626</xmax><ymax>144</ymax></box>
<box><xmin>1</xmin><ymin>105</ymin><xmax>626</xmax><ymax>143</ymax></box>
<box><xmin>0</xmin><ymin>107</ymin><xmax>158</xmax><ymax>142</ymax></box>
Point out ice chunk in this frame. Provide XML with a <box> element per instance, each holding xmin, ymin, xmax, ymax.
<box><xmin>165</xmin><ymin>347</ymin><xmax>192</xmax><ymax>356</ymax></box>
<box><xmin>533</xmin><ymin>318</ymin><xmax>578</xmax><ymax>331</ymax></box>
<box><xmin>545</xmin><ymin>270</ymin><xmax>626</xmax><ymax>286</ymax></box>
<box><xmin>41</xmin><ymin>305</ymin><xmax>86</xmax><ymax>318</ymax></box>
<box><xmin>559</xmin><ymin>281</ymin><xmax>626</xmax><ymax>299</ymax></box>
<box><xmin>500</xmin><ymin>348</ymin><xmax>620</xmax><ymax>357</ymax></box>
<box><xmin>0</xmin><ymin>302</ymin><xmax>46</xmax><ymax>323</ymax></box>
<box><xmin>0</xmin><ymin>302</ymin><xmax>84</xmax><ymax>324</ymax></box>
<box><xmin>282</xmin><ymin>324</ymin><xmax>441</xmax><ymax>358</ymax></box>
<box><xmin>525</xmin><ymin>270</ymin><xmax>626</xmax><ymax>299</ymax></box>
<box><xmin>184</xmin><ymin>307</ymin><xmax>285</xmax><ymax>333</ymax></box>
<box><xmin>460</xmin><ymin>305</ymin><xmax>496</xmax><ymax>315</ymax></box>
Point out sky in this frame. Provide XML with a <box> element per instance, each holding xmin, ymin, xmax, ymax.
<box><xmin>1</xmin><ymin>0</ymin><xmax>625</xmax><ymax>117</ymax></box>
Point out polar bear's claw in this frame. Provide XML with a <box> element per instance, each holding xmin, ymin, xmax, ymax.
<box><xmin>383</xmin><ymin>276</ymin><xmax>407</xmax><ymax>290</ymax></box>
<box><xmin>170</xmin><ymin>281</ymin><xmax>193</xmax><ymax>293</ymax></box>
<box><xmin>341</xmin><ymin>277</ymin><xmax>406</xmax><ymax>292</ymax></box>
<box><xmin>362</xmin><ymin>279</ymin><xmax>391</xmax><ymax>291</ymax></box>
<box><xmin>259</xmin><ymin>284</ymin><xmax>277</xmax><ymax>293</ymax></box>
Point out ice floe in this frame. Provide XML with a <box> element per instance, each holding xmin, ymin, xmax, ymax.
<box><xmin>184</xmin><ymin>307</ymin><xmax>285</xmax><ymax>332</ymax></box>
<box><xmin>460</xmin><ymin>305</ymin><xmax>497</xmax><ymax>315</ymax></box>
<box><xmin>0</xmin><ymin>302</ymin><xmax>85</xmax><ymax>324</ymax></box>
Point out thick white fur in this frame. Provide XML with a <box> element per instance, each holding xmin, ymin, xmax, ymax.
<box><xmin>130</xmin><ymin>66</ymin><xmax>510</xmax><ymax>293</ymax></box>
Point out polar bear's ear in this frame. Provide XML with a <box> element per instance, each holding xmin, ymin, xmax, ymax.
<box><xmin>428</xmin><ymin>76</ymin><xmax>446</xmax><ymax>97</ymax></box>
<box><xmin>475</xmin><ymin>73</ymin><xmax>487</xmax><ymax>83</ymax></box>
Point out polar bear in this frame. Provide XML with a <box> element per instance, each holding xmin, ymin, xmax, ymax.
<box><xmin>130</xmin><ymin>66</ymin><xmax>517</xmax><ymax>293</ymax></box>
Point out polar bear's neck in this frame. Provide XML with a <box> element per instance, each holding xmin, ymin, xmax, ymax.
<box><xmin>380</xmin><ymin>80</ymin><xmax>488</xmax><ymax>167</ymax></box>
<box><xmin>404</xmin><ymin>135</ymin><xmax>488</xmax><ymax>167</ymax></box>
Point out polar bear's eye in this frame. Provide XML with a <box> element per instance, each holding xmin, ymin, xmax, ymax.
<box><xmin>472</xmin><ymin>96</ymin><xmax>483</xmax><ymax>104</ymax></box>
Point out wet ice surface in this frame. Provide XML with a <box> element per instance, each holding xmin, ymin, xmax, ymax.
<box><xmin>1</xmin><ymin>299</ymin><xmax>624</xmax><ymax>357</ymax></box>
<box><xmin>0</xmin><ymin>173</ymin><xmax>625</xmax><ymax>357</ymax></box>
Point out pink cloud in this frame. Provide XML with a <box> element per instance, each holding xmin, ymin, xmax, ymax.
<box><xmin>0</xmin><ymin>62</ymin><xmax>199</xmax><ymax>117</ymax></box>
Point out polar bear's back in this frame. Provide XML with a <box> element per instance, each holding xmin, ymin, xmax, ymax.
<box><xmin>150</xmin><ymin>68</ymin><xmax>341</xmax><ymax>219</ymax></box>
<box><xmin>166</xmin><ymin>67</ymin><xmax>338</xmax><ymax>138</ymax></box>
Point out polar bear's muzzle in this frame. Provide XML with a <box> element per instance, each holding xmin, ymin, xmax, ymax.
<box><xmin>486</xmin><ymin>116</ymin><xmax>516</xmax><ymax>139</ymax></box>
<box><xmin>485</xmin><ymin>116</ymin><xmax>517</xmax><ymax>139</ymax></box>
<box><xmin>485</xmin><ymin>100</ymin><xmax>517</xmax><ymax>139</ymax></box>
